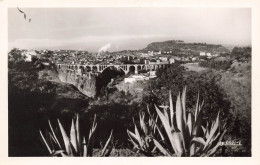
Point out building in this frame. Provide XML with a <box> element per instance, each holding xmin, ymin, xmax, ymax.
<box><xmin>22</xmin><ymin>50</ymin><xmax>37</xmax><ymax>62</ymax></box>
<box><xmin>124</xmin><ymin>74</ymin><xmax>149</xmax><ymax>83</ymax></box>
<box><xmin>149</xmin><ymin>71</ymin><xmax>157</xmax><ymax>78</ymax></box>
<box><xmin>206</xmin><ymin>52</ymin><xmax>212</xmax><ymax>57</ymax></box>
<box><xmin>169</xmin><ymin>58</ymin><xmax>175</xmax><ymax>64</ymax></box>
<box><xmin>159</xmin><ymin>57</ymin><xmax>168</xmax><ymax>62</ymax></box>
<box><xmin>124</xmin><ymin>78</ymin><xmax>136</xmax><ymax>83</ymax></box>
<box><xmin>191</xmin><ymin>57</ymin><xmax>198</xmax><ymax>61</ymax></box>
<box><xmin>200</xmin><ymin>52</ymin><xmax>206</xmax><ymax>56</ymax></box>
<box><xmin>148</xmin><ymin>51</ymin><xmax>154</xmax><ymax>56</ymax></box>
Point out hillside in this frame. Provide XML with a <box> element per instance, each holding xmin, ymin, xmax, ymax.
<box><xmin>8</xmin><ymin>60</ymin><xmax>90</xmax><ymax>156</ymax></box>
<box><xmin>143</xmin><ymin>40</ymin><xmax>229</xmax><ymax>55</ymax></box>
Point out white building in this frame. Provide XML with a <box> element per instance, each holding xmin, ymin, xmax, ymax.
<box><xmin>191</xmin><ymin>57</ymin><xmax>198</xmax><ymax>61</ymax></box>
<box><xmin>132</xmin><ymin>75</ymin><xmax>149</xmax><ymax>81</ymax></box>
<box><xmin>200</xmin><ymin>52</ymin><xmax>206</xmax><ymax>56</ymax></box>
<box><xmin>149</xmin><ymin>71</ymin><xmax>157</xmax><ymax>78</ymax></box>
<box><xmin>159</xmin><ymin>57</ymin><xmax>168</xmax><ymax>62</ymax></box>
<box><xmin>169</xmin><ymin>58</ymin><xmax>175</xmax><ymax>64</ymax></box>
<box><xmin>124</xmin><ymin>74</ymin><xmax>149</xmax><ymax>83</ymax></box>
<box><xmin>206</xmin><ymin>52</ymin><xmax>212</xmax><ymax>57</ymax></box>
<box><xmin>22</xmin><ymin>50</ymin><xmax>37</xmax><ymax>62</ymax></box>
<box><xmin>148</xmin><ymin>51</ymin><xmax>154</xmax><ymax>56</ymax></box>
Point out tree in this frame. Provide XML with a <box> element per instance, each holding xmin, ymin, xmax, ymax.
<box><xmin>144</xmin><ymin>64</ymin><xmax>231</xmax><ymax>123</ymax></box>
<box><xmin>231</xmin><ymin>47</ymin><xmax>251</xmax><ymax>61</ymax></box>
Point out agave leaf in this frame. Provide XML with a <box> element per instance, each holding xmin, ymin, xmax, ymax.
<box><xmin>176</xmin><ymin>92</ymin><xmax>187</xmax><ymax>153</ymax></box>
<box><xmin>101</xmin><ymin>130</ymin><xmax>113</xmax><ymax>156</ymax></box>
<box><xmin>39</xmin><ymin>130</ymin><xmax>52</xmax><ymax>154</ymax></box>
<box><xmin>75</xmin><ymin>114</ymin><xmax>81</xmax><ymax>155</ymax></box>
<box><xmin>151</xmin><ymin>146</ymin><xmax>157</xmax><ymax>153</ymax></box>
<box><xmin>205</xmin><ymin>132</ymin><xmax>220</xmax><ymax>152</ymax></box>
<box><xmin>87</xmin><ymin>119</ymin><xmax>97</xmax><ymax>156</ymax></box>
<box><xmin>127</xmin><ymin>129</ymin><xmax>139</xmax><ymax>143</ymax></box>
<box><xmin>153</xmin><ymin>138</ymin><xmax>171</xmax><ymax>156</ymax></box>
<box><xmin>48</xmin><ymin>132</ymin><xmax>56</xmax><ymax>144</ymax></box>
<box><xmin>155</xmin><ymin>105</ymin><xmax>178</xmax><ymax>153</ymax></box>
<box><xmin>139</xmin><ymin>112</ymin><xmax>148</xmax><ymax>136</ymax></box>
<box><xmin>206</xmin><ymin>129</ymin><xmax>227</xmax><ymax>156</ymax></box>
<box><xmin>169</xmin><ymin>90</ymin><xmax>174</xmax><ymax>126</ymax></box>
<box><xmin>48</xmin><ymin>120</ymin><xmax>61</xmax><ymax>149</ymax></box>
<box><xmin>61</xmin><ymin>152</ymin><xmax>69</xmax><ymax>157</ymax></box>
<box><xmin>176</xmin><ymin>92</ymin><xmax>184</xmax><ymax>133</ymax></box>
<box><xmin>163</xmin><ymin>108</ymin><xmax>171</xmax><ymax>129</ymax></box>
<box><xmin>194</xmin><ymin>93</ymin><xmax>200</xmax><ymax>119</ymax></box>
<box><xmin>50</xmin><ymin>150</ymin><xmax>65</xmax><ymax>156</ymax></box>
<box><xmin>172</xmin><ymin>131</ymin><xmax>185</xmax><ymax>156</ymax></box>
<box><xmin>192</xmin><ymin>104</ymin><xmax>204</xmax><ymax>137</ymax></box>
<box><xmin>206</xmin><ymin>128</ymin><xmax>224</xmax><ymax>153</ymax></box>
<box><xmin>134</xmin><ymin>123</ymin><xmax>143</xmax><ymax>147</ymax></box>
<box><xmin>205</xmin><ymin>122</ymin><xmax>210</xmax><ymax>139</ymax></box>
<box><xmin>70</xmin><ymin>119</ymin><xmax>78</xmax><ymax>152</ymax></box>
<box><xmin>191</xmin><ymin>137</ymin><xmax>206</xmax><ymax>146</ymax></box>
<box><xmin>58</xmin><ymin>119</ymin><xmax>72</xmax><ymax>156</ymax></box>
<box><xmin>89</xmin><ymin>115</ymin><xmax>97</xmax><ymax>140</ymax></box>
<box><xmin>48</xmin><ymin>132</ymin><xmax>61</xmax><ymax>150</ymax></box>
<box><xmin>151</xmin><ymin>116</ymin><xmax>165</xmax><ymax>141</ymax></box>
<box><xmin>200</xmin><ymin>100</ymin><xmax>204</xmax><ymax>111</ymax></box>
<box><xmin>181</xmin><ymin>86</ymin><xmax>187</xmax><ymax>124</ymax></box>
<box><xmin>145</xmin><ymin>106</ymin><xmax>161</xmax><ymax>137</ymax></box>
<box><xmin>187</xmin><ymin>112</ymin><xmax>194</xmax><ymax>136</ymax></box>
<box><xmin>83</xmin><ymin>136</ymin><xmax>87</xmax><ymax>157</ymax></box>
<box><xmin>127</xmin><ymin>130</ymin><xmax>140</xmax><ymax>149</ymax></box>
<box><xmin>201</xmin><ymin>125</ymin><xmax>206</xmax><ymax>134</ymax></box>
<box><xmin>190</xmin><ymin>143</ymin><xmax>196</xmax><ymax>156</ymax></box>
<box><xmin>204</xmin><ymin>112</ymin><xmax>220</xmax><ymax>150</ymax></box>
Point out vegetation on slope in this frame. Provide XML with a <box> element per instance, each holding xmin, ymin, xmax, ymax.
<box><xmin>143</xmin><ymin>40</ymin><xmax>229</xmax><ymax>54</ymax></box>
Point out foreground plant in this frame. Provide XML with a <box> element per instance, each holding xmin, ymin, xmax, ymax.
<box><xmin>39</xmin><ymin>114</ymin><xmax>113</xmax><ymax>157</ymax></box>
<box><xmin>127</xmin><ymin>87</ymin><xmax>226</xmax><ymax>157</ymax></box>
<box><xmin>153</xmin><ymin>87</ymin><xmax>227</xmax><ymax>156</ymax></box>
<box><xmin>127</xmin><ymin>112</ymin><xmax>161</xmax><ymax>156</ymax></box>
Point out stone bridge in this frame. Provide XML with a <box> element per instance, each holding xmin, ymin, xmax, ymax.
<box><xmin>57</xmin><ymin>63</ymin><xmax>169</xmax><ymax>75</ymax></box>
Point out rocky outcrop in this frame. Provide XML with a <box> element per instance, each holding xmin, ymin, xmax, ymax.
<box><xmin>58</xmin><ymin>69</ymin><xmax>97</xmax><ymax>98</ymax></box>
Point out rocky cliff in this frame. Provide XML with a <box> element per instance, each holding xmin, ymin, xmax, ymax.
<box><xmin>58</xmin><ymin>69</ymin><xmax>97</xmax><ymax>98</ymax></box>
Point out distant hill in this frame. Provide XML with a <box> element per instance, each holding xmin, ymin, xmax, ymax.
<box><xmin>142</xmin><ymin>40</ymin><xmax>229</xmax><ymax>55</ymax></box>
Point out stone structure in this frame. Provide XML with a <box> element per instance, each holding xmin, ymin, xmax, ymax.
<box><xmin>57</xmin><ymin>63</ymin><xmax>169</xmax><ymax>75</ymax></box>
<box><xmin>56</xmin><ymin>63</ymin><xmax>170</xmax><ymax>97</ymax></box>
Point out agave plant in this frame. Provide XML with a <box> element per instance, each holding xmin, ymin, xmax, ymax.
<box><xmin>152</xmin><ymin>87</ymin><xmax>227</xmax><ymax>156</ymax></box>
<box><xmin>127</xmin><ymin>111</ymin><xmax>160</xmax><ymax>156</ymax></box>
<box><xmin>39</xmin><ymin>114</ymin><xmax>113</xmax><ymax>157</ymax></box>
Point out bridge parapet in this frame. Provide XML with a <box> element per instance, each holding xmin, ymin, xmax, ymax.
<box><xmin>57</xmin><ymin>63</ymin><xmax>169</xmax><ymax>75</ymax></box>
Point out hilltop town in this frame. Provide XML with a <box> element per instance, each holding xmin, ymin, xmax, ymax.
<box><xmin>15</xmin><ymin>40</ymin><xmax>230</xmax><ymax>65</ymax></box>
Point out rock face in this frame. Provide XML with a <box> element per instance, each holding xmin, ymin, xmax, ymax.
<box><xmin>57</xmin><ymin>69</ymin><xmax>97</xmax><ymax>98</ymax></box>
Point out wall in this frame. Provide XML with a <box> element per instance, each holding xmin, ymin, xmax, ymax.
<box><xmin>57</xmin><ymin>68</ymin><xmax>97</xmax><ymax>98</ymax></box>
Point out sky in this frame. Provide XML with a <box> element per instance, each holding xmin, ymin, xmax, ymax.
<box><xmin>8</xmin><ymin>8</ymin><xmax>251</xmax><ymax>52</ymax></box>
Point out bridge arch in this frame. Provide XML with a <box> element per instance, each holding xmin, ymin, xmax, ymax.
<box><xmin>101</xmin><ymin>65</ymin><xmax>126</xmax><ymax>74</ymax></box>
<box><xmin>129</xmin><ymin>65</ymin><xmax>135</xmax><ymax>73</ymax></box>
<box><xmin>79</xmin><ymin>66</ymin><xmax>85</xmax><ymax>73</ymax></box>
<box><xmin>85</xmin><ymin>66</ymin><xmax>91</xmax><ymax>72</ymax></box>
<box><xmin>92</xmin><ymin>66</ymin><xmax>98</xmax><ymax>72</ymax></box>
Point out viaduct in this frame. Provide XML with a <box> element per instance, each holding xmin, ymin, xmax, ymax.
<box><xmin>57</xmin><ymin>63</ymin><xmax>170</xmax><ymax>75</ymax></box>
